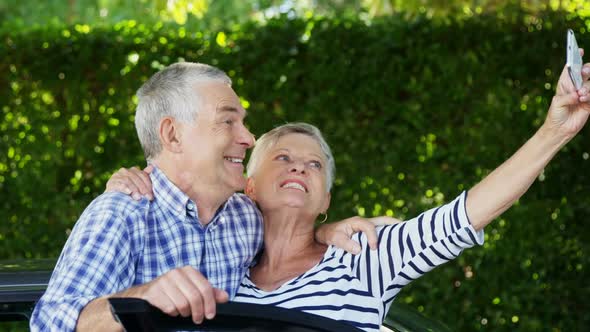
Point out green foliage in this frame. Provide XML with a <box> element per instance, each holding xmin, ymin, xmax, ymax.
<box><xmin>1</xmin><ymin>10</ymin><xmax>590</xmax><ymax>331</ymax></box>
<box><xmin>3</xmin><ymin>0</ymin><xmax>590</xmax><ymax>32</ymax></box>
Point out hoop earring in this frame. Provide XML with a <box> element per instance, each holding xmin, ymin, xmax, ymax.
<box><xmin>318</xmin><ymin>212</ymin><xmax>328</xmax><ymax>223</ymax></box>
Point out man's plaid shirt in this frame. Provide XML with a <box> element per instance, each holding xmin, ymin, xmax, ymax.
<box><xmin>30</xmin><ymin>166</ymin><xmax>263</xmax><ymax>331</ymax></box>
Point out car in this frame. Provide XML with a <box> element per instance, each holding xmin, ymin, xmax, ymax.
<box><xmin>0</xmin><ymin>259</ymin><xmax>452</xmax><ymax>332</ymax></box>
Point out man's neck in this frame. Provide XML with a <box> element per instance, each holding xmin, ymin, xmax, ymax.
<box><xmin>153</xmin><ymin>159</ymin><xmax>235</xmax><ymax>225</ymax></box>
<box><xmin>186</xmin><ymin>187</ymin><xmax>232</xmax><ymax>224</ymax></box>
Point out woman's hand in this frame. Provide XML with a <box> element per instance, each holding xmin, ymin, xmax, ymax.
<box><xmin>544</xmin><ymin>48</ymin><xmax>590</xmax><ymax>140</ymax></box>
<box><xmin>466</xmin><ymin>49</ymin><xmax>590</xmax><ymax>230</ymax></box>
<box><xmin>105</xmin><ymin>165</ymin><xmax>155</xmax><ymax>201</ymax></box>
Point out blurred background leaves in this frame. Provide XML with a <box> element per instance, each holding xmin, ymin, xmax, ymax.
<box><xmin>1</xmin><ymin>0</ymin><xmax>590</xmax><ymax>331</ymax></box>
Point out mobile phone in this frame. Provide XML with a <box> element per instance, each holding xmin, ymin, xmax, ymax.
<box><xmin>567</xmin><ymin>29</ymin><xmax>583</xmax><ymax>90</ymax></box>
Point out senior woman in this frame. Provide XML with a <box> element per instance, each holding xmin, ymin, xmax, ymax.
<box><xmin>230</xmin><ymin>122</ymin><xmax>481</xmax><ymax>331</ymax></box>
<box><xmin>108</xmin><ymin>58</ymin><xmax>590</xmax><ymax>331</ymax></box>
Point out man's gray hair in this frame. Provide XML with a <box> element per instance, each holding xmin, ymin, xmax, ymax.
<box><xmin>246</xmin><ymin>123</ymin><xmax>335</xmax><ymax>192</ymax></box>
<box><xmin>135</xmin><ymin>62</ymin><xmax>232</xmax><ymax>161</ymax></box>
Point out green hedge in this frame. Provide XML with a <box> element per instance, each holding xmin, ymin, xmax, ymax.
<box><xmin>1</xmin><ymin>11</ymin><xmax>589</xmax><ymax>331</ymax></box>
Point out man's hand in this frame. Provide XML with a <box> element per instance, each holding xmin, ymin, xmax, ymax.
<box><xmin>77</xmin><ymin>266</ymin><xmax>228</xmax><ymax>331</ymax></box>
<box><xmin>315</xmin><ymin>216</ymin><xmax>402</xmax><ymax>254</ymax></box>
<box><xmin>119</xmin><ymin>266</ymin><xmax>229</xmax><ymax>324</ymax></box>
<box><xmin>105</xmin><ymin>165</ymin><xmax>154</xmax><ymax>201</ymax></box>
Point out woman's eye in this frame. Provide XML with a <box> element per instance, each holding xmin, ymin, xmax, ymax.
<box><xmin>309</xmin><ymin>161</ymin><xmax>322</xmax><ymax>169</ymax></box>
<box><xmin>276</xmin><ymin>155</ymin><xmax>290</xmax><ymax>161</ymax></box>
<box><xmin>224</xmin><ymin>119</ymin><xmax>234</xmax><ymax>125</ymax></box>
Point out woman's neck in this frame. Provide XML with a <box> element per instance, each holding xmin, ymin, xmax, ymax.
<box><xmin>263</xmin><ymin>210</ymin><xmax>316</xmax><ymax>260</ymax></box>
<box><xmin>251</xmin><ymin>208</ymin><xmax>327</xmax><ymax>291</ymax></box>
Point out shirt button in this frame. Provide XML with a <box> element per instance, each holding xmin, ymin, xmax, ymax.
<box><xmin>187</xmin><ymin>203</ymin><xmax>194</xmax><ymax>210</ymax></box>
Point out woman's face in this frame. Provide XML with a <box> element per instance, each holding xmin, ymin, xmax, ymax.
<box><xmin>246</xmin><ymin>133</ymin><xmax>331</xmax><ymax>217</ymax></box>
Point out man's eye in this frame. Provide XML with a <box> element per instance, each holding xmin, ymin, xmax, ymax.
<box><xmin>276</xmin><ymin>155</ymin><xmax>290</xmax><ymax>161</ymax></box>
<box><xmin>224</xmin><ymin>119</ymin><xmax>234</xmax><ymax>125</ymax></box>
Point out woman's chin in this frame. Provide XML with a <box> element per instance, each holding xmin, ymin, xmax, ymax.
<box><xmin>259</xmin><ymin>196</ymin><xmax>317</xmax><ymax>214</ymax></box>
<box><xmin>282</xmin><ymin>199</ymin><xmax>306</xmax><ymax>209</ymax></box>
<box><xmin>271</xmin><ymin>198</ymin><xmax>307</xmax><ymax>210</ymax></box>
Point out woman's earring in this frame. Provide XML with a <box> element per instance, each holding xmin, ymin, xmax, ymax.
<box><xmin>318</xmin><ymin>212</ymin><xmax>328</xmax><ymax>223</ymax></box>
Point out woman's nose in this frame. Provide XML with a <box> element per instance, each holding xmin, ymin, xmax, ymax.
<box><xmin>289</xmin><ymin>161</ymin><xmax>306</xmax><ymax>174</ymax></box>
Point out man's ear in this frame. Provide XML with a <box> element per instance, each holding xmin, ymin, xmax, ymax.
<box><xmin>159</xmin><ymin>117</ymin><xmax>182</xmax><ymax>153</ymax></box>
<box><xmin>245</xmin><ymin>177</ymin><xmax>256</xmax><ymax>201</ymax></box>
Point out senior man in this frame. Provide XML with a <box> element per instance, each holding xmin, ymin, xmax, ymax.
<box><xmin>30</xmin><ymin>63</ymin><xmax>383</xmax><ymax>331</ymax></box>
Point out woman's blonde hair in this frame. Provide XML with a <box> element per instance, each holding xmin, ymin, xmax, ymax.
<box><xmin>246</xmin><ymin>123</ymin><xmax>335</xmax><ymax>192</ymax></box>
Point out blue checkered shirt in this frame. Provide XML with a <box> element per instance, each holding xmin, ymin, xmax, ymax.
<box><xmin>30</xmin><ymin>166</ymin><xmax>264</xmax><ymax>332</ymax></box>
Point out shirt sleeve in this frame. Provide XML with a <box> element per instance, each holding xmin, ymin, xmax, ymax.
<box><xmin>347</xmin><ymin>191</ymin><xmax>484</xmax><ymax>304</ymax></box>
<box><xmin>30</xmin><ymin>194</ymin><xmax>144</xmax><ymax>332</ymax></box>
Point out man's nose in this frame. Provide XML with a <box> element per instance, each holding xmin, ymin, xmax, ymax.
<box><xmin>237</xmin><ymin>124</ymin><xmax>255</xmax><ymax>148</ymax></box>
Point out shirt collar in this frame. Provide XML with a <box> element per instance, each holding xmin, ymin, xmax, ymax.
<box><xmin>149</xmin><ymin>165</ymin><xmax>230</xmax><ymax>226</ymax></box>
<box><xmin>150</xmin><ymin>165</ymin><xmax>192</xmax><ymax>217</ymax></box>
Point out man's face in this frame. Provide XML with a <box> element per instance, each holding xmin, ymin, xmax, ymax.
<box><xmin>179</xmin><ymin>81</ymin><xmax>254</xmax><ymax>194</ymax></box>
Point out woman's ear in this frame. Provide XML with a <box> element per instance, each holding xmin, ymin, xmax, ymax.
<box><xmin>320</xmin><ymin>192</ymin><xmax>331</xmax><ymax>214</ymax></box>
<box><xmin>159</xmin><ymin>117</ymin><xmax>182</xmax><ymax>153</ymax></box>
<box><xmin>245</xmin><ymin>177</ymin><xmax>256</xmax><ymax>200</ymax></box>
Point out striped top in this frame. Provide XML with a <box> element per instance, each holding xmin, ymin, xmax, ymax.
<box><xmin>234</xmin><ymin>191</ymin><xmax>483</xmax><ymax>332</ymax></box>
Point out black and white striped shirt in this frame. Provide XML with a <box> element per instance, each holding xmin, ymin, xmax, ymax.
<box><xmin>234</xmin><ymin>192</ymin><xmax>484</xmax><ymax>331</ymax></box>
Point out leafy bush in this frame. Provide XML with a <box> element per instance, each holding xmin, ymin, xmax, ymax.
<box><xmin>1</xmin><ymin>11</ymin><xmax>588</xmax><ymax>331</ymax></box>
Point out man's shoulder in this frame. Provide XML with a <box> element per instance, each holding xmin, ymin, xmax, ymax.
<box><xmin>86</xmin><ymin>191</ymin><xmax>150</xmax><ymax>216</ymax></box>
<box><xmin>224</xmin><ymin>193</ymin><xmax>262</xmax><ymax>223</ymax></box>
<box><xmin>61</xmin><ymin>192</ymin><xmax>149</xmax><ymax>259</ymax></box>
<box><xmin>227</xmin><ymin>192</ymin><xmax>256</xmax><ymax>206</ymax></box>
<box><xmin>77</xmin><ymin>192</ymin><xmax>150</xmax><ymax>230</ymax></box>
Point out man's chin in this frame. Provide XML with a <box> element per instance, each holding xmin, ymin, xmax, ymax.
<box><xmin>228</xmin><ymin>177</ymin><xmax>247</xmax><ymax>193</ymax></box>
